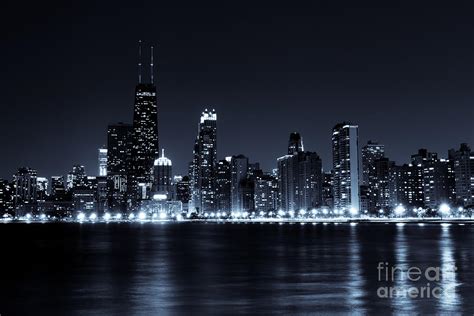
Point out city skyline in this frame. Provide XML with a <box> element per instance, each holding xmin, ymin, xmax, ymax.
<box><xmin>2</xmin><ymin>2</ymin><xmax>474</xmax><ymax>180</ymax></box>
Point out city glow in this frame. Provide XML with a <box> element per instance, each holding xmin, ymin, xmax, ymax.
<box><xmin>394</xmin><ymin>205</ymin><xmax>406</xmax><ymax>217</ymax></box>
<box><xmin>77</xmin><ymin>212</ymin><xmax>85</xmax><ymax>221</ymax></box>
<box><xmin>138</xmin><ymin>211</ymin><xmax>146</xmax><ymax>220</ymax></box>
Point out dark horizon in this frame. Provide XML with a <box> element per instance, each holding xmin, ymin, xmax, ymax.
<box><xmin>1</xmin><ymin>1</ymin><xmax>473</xmax><ymax>180</ymax></box>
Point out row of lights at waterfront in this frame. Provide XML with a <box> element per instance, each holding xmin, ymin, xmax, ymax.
<box><xmin>4</xmin><ymin>203</ymin><xmax>470</xmax><ymax>222</ymax></box>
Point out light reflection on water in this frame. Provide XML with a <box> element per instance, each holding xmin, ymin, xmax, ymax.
<box><xmin>0</xmin><ymin>222</ymin><xmax>472</xmax><ymax>314</ymax></box>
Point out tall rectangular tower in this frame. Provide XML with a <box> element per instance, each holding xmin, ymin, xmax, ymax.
<box><xmin>332</xmin><ymin>122</ymin><xmax>360</xmax><ymax>214</ymax></box>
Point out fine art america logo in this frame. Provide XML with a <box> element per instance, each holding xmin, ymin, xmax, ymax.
<box><xmin>377</xmin><ymin>262</ymin><xmax>457</xmax><ymax>299</ymax></box>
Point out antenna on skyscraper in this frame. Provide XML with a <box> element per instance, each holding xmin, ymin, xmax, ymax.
<box><xmin>150</xmin><ymin>45</ymin><xmax>154</xmax><ymax>85</ymax></box>
<box><xmin>138</xmin><ymin>40</ymin><xmax>142</xmax><ymax>84</ymax></box>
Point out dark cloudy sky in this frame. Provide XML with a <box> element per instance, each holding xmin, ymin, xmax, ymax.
<box><xmin>1</xmin><ymin>1</ymin><xmax>473</xmax><ymax>179</ymax></box>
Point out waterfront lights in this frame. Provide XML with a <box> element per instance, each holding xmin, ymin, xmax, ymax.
<box><xmin>439</xmin><ymin>203</ymin><xmax>451</xmax><ymax>217</ymax></box>
<box><xmin>77</xmin><ymin>212</ymin><xmax>85</xmax><ymax>221</ymax></box>
<box><xmin>40</xmin><ymin>214</ymin><xmax>46</xmax><ymax>220</ymax></box>
<box><xmin>25</xmin><ymin>213</ymin><xmax>32</xmax><ymax>220</ymax></box>
<box><xmin>349</xmin><ymin>207</ymin><xmax>358</xmax><ymax>216</ymax></box>
<box><xmin>115</xmin><ymin>213</ymin><xmax>122</xmax><ymax>220</ymax></box>
<box><xmin>103</xmin><ymin>212</ymin><xmax>111</xmax><ymax>221</ymax></box>
<box><xmin>277</xmin><ymin>209</ymin><xmax>285</xmax><ymax>217</ymax></box>
<box><xmin>159</xmin><ymin>212</ymin><xmax>167</xmax><ymax>220</ymax></box>
<box><xmin>138</xmin><ymin>211</ymin><xmax>146</xmax><ymax>221</ymax></box>
<box><xmin>299</xmin><ymin>209</ymin><xmax>306</xmax><ymax>216</ymax></box>
<box><xmin>89</xmin><ymin>213</ymin><xmax>97</xmax><ymax>221</ymax></box>
<box><xmin>128</xmin><ymin>213</ymin><xmax>135</xmax><ymax>220</ymax></box>
<box><xmin>152</xmin><ymin>213</ymin><xmax>158</xmax><ymax>220</ymax></box>
<box><xmin>176</xmin><ymin>214</ymin><xmax>183</xmax><ymax>221</ymax></box>
<box><xmin>394</xmin><ymin>205</ymin><xmax>406</xmax><ymax>217</ymax></box>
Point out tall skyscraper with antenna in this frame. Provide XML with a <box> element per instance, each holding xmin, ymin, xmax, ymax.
<box><xmin>129</xmin><ymin>41</ymin><xmax>159</xmax><ymax>205</ymax></box>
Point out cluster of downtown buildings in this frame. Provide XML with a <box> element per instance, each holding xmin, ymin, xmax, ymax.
<box><xmin>1</xmin><ymin>47</ymin><xmax>473</xmax><ymax>221</ymax></box>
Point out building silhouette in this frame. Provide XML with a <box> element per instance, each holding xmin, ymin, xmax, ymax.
<box><xmin>332</xmin><ymin>123</ymin><xmax>360</xmax><ymax>213</ymax></box>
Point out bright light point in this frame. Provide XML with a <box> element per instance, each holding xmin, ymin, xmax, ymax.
<box><xmin>242</xmin><ymin>211</ymin><xmax>249</xmax><ymax>217</ymax></box>
<box><xmin>418</xmin><ymin>223</ymin><xmax>425</xmax><ymax>227</ymax></box>
<box><xmin>153</xmin><ymin>194</ymin><xmax>167</xmax><ymax>201</ymax></box>
<box><xmin>350</xmin><ymin>222</ymin><xmax>357</xmax><ymax>226</ymax></box>
<box><xmin>396</xmin><ymin>223</ymin><xmax>405</xmax><ymax>227</ymax></box>
<box><xmin>439</xmin><ymin>203</ymin><xmax>451</xmax><ymax>215</ymax></box>
<box><xmin>103</xmin><ymin>213</ymin><xmax>111</xmax><ymax>221</ymax></box>
<box><xmin>152</xmin><ymin>213</ymin><xmax>158</xmax><ymax>219</ymax></box>
<box><xmin>159</xmin><ymin>212</ymin><xmax>167</xmax><ymax>220</ymax></box>
<box><xmin>349</xmin><ymin>207</ymin><xmax>358</xmax><ymax>216</ymax></box>
<box><xmin>323</xmin><ymin>222</ymin><xmax>328</xmax><ymax>225</ymax></box>
<box><xmin>394</xmin><ymin>205</ymin><xmax>406</xmax><ymax>217</ymax></box>
<box><xmin>115</xmin><ymin>213</ymin><xmax>122</xmax><ymax>220</ymax></box>
<box><xmin>77</xmin><ymin>213</ymin><xmax>85</xmax><ymax>221</ymax></box>
<box><xmin>40</xmin><ymin>214</ymin><xmax>46</xmax><ymax>220</ymax></box>
<box><xmin>25</xmin><ymin>213</ymin><xmax>32</xmax><ymax>219</ymax></box>
<box><xmin>138</xmin><ymin>212</ymin><xmax>146</xmax><ymax>220</ymax></box>
<box><xmin>176</xmin><ymin>214</ymin><xmax>183</xmax><ymax>221</ymax></box>
<box><xmin>89</xmin><ymin>213</ymin><xmax>97</xmax><ymax>220</ymax></box>
<box><xmin>278</xmin><ymin>210</ymin><xmax>285</xmax><ymax>216</ymax></box>
<box><xmin>440</xmin><ymin>223</ymin><xmax>451</xmax><ymax>227</ymax></box>
<box><xmin>128</xmin><ymin>213</ymin><xmax>135</xmax><ymax>220</ymax></box>
<box><xmin>322</xmin><ymin>209</ymin><xmax>329</xmax><ymax>215</ymax></box>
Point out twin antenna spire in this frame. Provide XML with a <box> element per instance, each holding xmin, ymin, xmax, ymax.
<box><xmin>138</xmin><ymin>40</ymin><xmax>155</xmax><ymax>84</ymax></box>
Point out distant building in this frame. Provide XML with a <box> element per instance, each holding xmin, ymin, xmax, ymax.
<box><xmin>129</xmin><ymin>43</ymin><xmax>159</xmax><ymax>205</ymax></box>
<box><xmin>451</xmin><ymin>143</ymin><xmax>473</xmax><ymax>207</ymax></box>
<box><xmin>153</xmin><ymin>149</ymin><xmax>173</xmax><ymax>199</ymax></box>
<box><xmin>332</xmin><ymin>123</ymin><xmax>360</xmax><ymax>213</ymax></box>
<box><xmin>231</xmin><ymin>155</ymin><xmax>249</xmax><ymax>212</ymax></box>
<box><xmin>373</xmin><ymin>158</ymin><xmax>394</xmax><ymax>210</ymax></box>
<box><xmin>216</xmin><ymin>158</ymin><xmax>232</xmax><ymax>212</ymax></box>
<box><xmin>361</xmin><ymin>141</ymin><xmax>385</xmax><ymax>213</ymax></box>
<box><xmin>288</xmin><ymin>132</ymin><xmax>304</xmax><ymax>155</ymax></box>
<box><xmin>13</xmin><ymin>167</ymin><xmax>37</xmax><ymax>212</ymax></box>
<box><xmin>278</xmin><ymin>133</ymin><xmax>323</xmax><ymax>212</ymax></box>
<box><xmin>107</xmin><ymin>123</ymin><xmax>133</xmax><ymax>212</ymax></box>
<box><xmin>51</xmin><ymin>176</ymin><xmax>66</xmax><ymax>201</ymax></box>
<box><xmin>0</xmin><ymin>179</ymin><xmax>14</xmax><ymax>214</ymax></box>
<box><xmin>36</xmin><ymin>177</ymin><xmax>49</xmax><ymax>202</ymax></box>
<box><xmin>66</xmin><ymin>165</ymin><xmax>86</xmax><ymax>191</ymax></box>
<box><xmin>322</xmin><ymin>172</ymin><xmax>334</xmax><ymax>209</ymax></box>
<box><xmin>98</xmin><ymin>147</ymin><xmax>108</xmax><ymax>176</ymax></box>
<box><xmin>417</xmin><ymin>150</ymin><xmax>455</xmax><ymax>209</ymax></box>
<box><xmin>176</xmin><ymin>176</ymin><xmax>191</xmax><ymax>211</ymax></box>
<box><xmin>190</xmin><ymin>109</ymin><xmax>217</xmax><ymax>213</ymax></box>
<box><xmin>254</xmin><ymin>174</ymin><xmax>278</xmax><ymax>212</ymax></box>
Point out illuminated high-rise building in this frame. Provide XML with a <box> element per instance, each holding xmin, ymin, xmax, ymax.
<box><xmin>332</xmin><ymin>122</ymin><xmax>360</xmax><ymax>214</ymax></box>
<box><xmin>361</xmin><ymin>141</ymin><xmax>385</xmax><ymax>213</ymax></box>
<box><xmin>190</xmin><ymin>109</ymin><xmax>217</xmax><ymax>213</ymax></box>
<box><xmin>98</xmin><ymin>147</ymin><xmax>108</xmax><ymax>176</ymax></box>
<box><xmin>288</xmin><ymin>132</ymin><xmax>304</xmax><ymax>155</ymax></box>
<box><xmin>107</xmin><ymin>122</ymin><xmax>133</xmax><ymax>212</ymax></box>
<box><xmin>153</xmin><ymin>149</ymin><xmax>172</xmax><ymax>198</ymax></box>
<box><xmin>13</xmin><ymin>167</ymin><xmax>37</xmax><ymax>214</ymax></box>
<box><xmin>130</xmin><ymin>43</ymin><xmax>159</xmax><ymax>204</ymax></box>
<box><xmin>66</xmin><ymin>165</ymin><xmax>87</xmax><ymax>190</ymax></box>
<box><xmin>278</xmin><ymin>133</ymin><xmax>323</xmax><ymax>212</ymax></box>
<box><xmin>451</xmin><ymin>143</ymin><xmax>474</xmax><ymax>206</ymax></box>
<box><xmin>216</xmin><ymin>158</ymin><xmax>232</xmax><ymax>212</ymax></box>
<box><xmin>231</xmin><ymin>154</ymin><xmax>248</xmax><ymax>212</ymax></box>
<box><xmin>36</xmin><ymin>177</ymin><xmax>49</xmax><ymax>202</ymax></box>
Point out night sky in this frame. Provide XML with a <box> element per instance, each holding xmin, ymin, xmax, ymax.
<box><xmin>1</xmin><ymin>1</ymin><xmax>473</xmax><ymax>180</ymax></box>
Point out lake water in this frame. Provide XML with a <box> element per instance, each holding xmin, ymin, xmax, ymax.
<box><xmin>0</xmin><ymin>222</ymin><xmax>473</xmax><ymax>315</ymax></box>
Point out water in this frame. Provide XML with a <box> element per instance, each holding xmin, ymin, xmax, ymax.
<box><xmin>0</xmin><ymin>222</ymin><xmax>473</xmax><ymax>315</ymax></box>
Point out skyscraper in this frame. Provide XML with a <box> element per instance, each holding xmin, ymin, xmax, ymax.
<box><xmin>153</xmin><ymin>149</ymin><xmax>172</xmax><ymax>199</ymax></box>
<box><xmin>332</xmin><ymin>122</ymin><xmax>360</xmax><ymax>214</ymax></box>
<box><xmin>130</xmin><ymin>43</ymin><xmax>159</xmax><ymax>203</ymax></box>
<box><xmin>107</xmin><ymin>123</ymin><xmax>133</xmax><ymax>212</ymax></box>
<box><xmin>216</xmin><ymin>158</ymin><xmax>232</xmax><ymax>212</ymax></box>
<box><xmin>288</xmin><ymin>132</ymin><xmax>304</xmax><ymax>155</ymax></box>
<box><xmin>231</xmin><ymin>154</ymin><xmax>249</xmax><ymax>212</ymax></box>
<box><xmin>452</xmin><ymin>143</ymin><xmax>473</xmax><ymax>207</ymax></box>
<box><xmin>190</xmin><ymin>109</ymin><xmax>217</xmax><ymax>213</ymax></box>
<box><xmin>13</xmin><ymin>167</ymin><xmax>37</xmax><ymax>214</ymax></box>
<box><xmin>98</xmin><ymin>147</ymin><xmax>108</xmax><ymax>176</ymax></box>
<box><xmin>254</xmin><ymin>174</ymin><xmax>278</xmax><ymax>213</ymax></box>
<box><xmin>66</xmin><ymin>165</ymin><xmax>87</xmax><ymax>191</ymax></box>
<box><xmin>361</xmin><ymin>141</ymin><xmax>385</xmax><ymax>213</ymax></box>
<box><xmin>278</xmin><ymin>133</ymin><xmax>323</xmax><ymax>212</ymax></box>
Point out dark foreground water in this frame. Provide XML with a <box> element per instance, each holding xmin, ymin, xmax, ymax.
<box><xmin>0</xmin><ymin>222</ymin><xmax>473</xmax><ymax>315</ymax></box>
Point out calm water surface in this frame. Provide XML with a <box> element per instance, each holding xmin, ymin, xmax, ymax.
<box><xmin>0</xmin><ymin>222</ymin><xmax>473</xmax><ymax>315</ymax></box>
